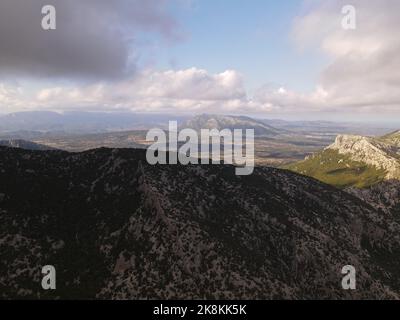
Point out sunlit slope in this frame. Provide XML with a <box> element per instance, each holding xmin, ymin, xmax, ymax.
<box><xmin>285</xmin><ymin>149</ymin><xmax>386</xmax><ymax>188</ymax></box>
<box><xmin>285</xmin><ymin>133</ymin><xmax>400</xmax><ymax>189</ymax></box>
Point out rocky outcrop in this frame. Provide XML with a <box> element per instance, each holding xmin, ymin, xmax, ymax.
<box><xmin>328</xmin><ymin>135</ymin><xmax>400</xmax><ymax>179</ymax></box>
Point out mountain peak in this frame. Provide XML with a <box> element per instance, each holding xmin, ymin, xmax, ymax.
<box><xmin>287</xmin><ymin>132</ymin><xmax>400</xmax><ymax>188</ymax></box>
<box><xmin>328</xmin><ymin>134</ymin><xmax>375</xmax><ymax>152</ymax></box>
<box><xmin>182</xmin><ymin>114</ymin><xmax>284</xmax><ymax>136</ymax></box>
<box><xmin>327</xmin><ymin>134</ymin><xmax>400</xmax><ymax>179</ymax></box>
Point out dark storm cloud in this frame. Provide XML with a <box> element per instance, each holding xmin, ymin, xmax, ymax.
<box><xmin>0</xmin><ymin>0</ymin><xmax>180</xmax><ymax>79</ymax></box>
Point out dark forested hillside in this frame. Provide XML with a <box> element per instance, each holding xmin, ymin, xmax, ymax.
<box><xmin>0</xmin><ymin>147</ymin><xmax>400</xmax><ymax>299</ymax></box>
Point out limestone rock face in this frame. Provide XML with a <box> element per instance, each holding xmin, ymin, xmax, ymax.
<box><xmin>328</xmin><ymin>135</ymin><xmax>400</xmax><ymax>179</ymax></box>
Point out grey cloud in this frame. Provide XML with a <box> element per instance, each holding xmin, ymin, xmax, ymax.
<box><xmin>0</xmin><ymin>0</ymin><xmax>180</xmax><ymax>79</ymax></box>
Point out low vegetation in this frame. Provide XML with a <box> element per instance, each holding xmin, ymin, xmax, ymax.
<box><xmin>284</xmin><ymin>149</ymin><xmax>387</xmax><ymax>189</ymax></box>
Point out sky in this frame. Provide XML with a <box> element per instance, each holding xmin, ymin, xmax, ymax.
<box><xmin>0</xmin><ymin>0</ymin><xmax>399</xmax><ymax>122</ymax></box>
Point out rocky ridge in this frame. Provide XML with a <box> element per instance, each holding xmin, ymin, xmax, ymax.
<box><xmin>328</xmin><ymin>135</ymin><xmax>400</xmax><ymax>179</ymax></box>
<box><xmin>182</xmin><ymin>114</ymin><xmax>284</xmax><ymax>136</ymax></box>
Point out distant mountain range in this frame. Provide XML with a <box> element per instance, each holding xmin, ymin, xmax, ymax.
<box><xmin>0</xmin><ymin>113</ymin><xmax>337</xmax><ymax>166</ymax></box>
<box><xmin>0</xmin><ymin>111</ymin><xmax>189</xmax><ymax>134</ymax></box>
<box><xmin>0</xmin><ymin>139</ymin><xmax>55</xmax><ymax>151</ymax></box>
<box><xmin>0</xmin><ymin>111</ymin><xmax>397</xmax><ymax>138</ymax></box>
<box><xmin>262</xmin><ymin>119</ymin><xmax>399</xmax><ymax>137</ymax></box>
<box><xmin>182</xmin><ymin>114</ymin><xmax>285</xmax><ymax>136</ymax></box>
<box><xmin>1</xmin><ymin>146</ymin><xmax>400</xmax><ymax>299</ymax></box>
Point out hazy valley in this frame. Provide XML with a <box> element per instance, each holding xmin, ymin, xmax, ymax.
<box><xmin>1</xmin><ymin>112</ymin><xmax>397</xmax><ymax>166</ymax></box>
<box><xmin>1</xmin><ymin>111</ymin><xmax>400</xmax><ymax>299</ymax></box>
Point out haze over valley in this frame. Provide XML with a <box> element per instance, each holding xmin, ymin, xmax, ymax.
<box><xmin>1</xmin><ymin>111</ymin><xmax>398</xmax><ymax>167</ymax></box>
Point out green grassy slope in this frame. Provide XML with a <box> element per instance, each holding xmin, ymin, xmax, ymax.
<box><xmin>284</xmin><ymin>149</ymin><xmax>387</xmax><ymax>189</ymax></box>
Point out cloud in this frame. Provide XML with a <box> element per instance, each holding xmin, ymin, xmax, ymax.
<box><xmin>286</xmin><ymin>0</ymin><xmax>400</xmax><ymax>113</ymax></box>
<box><xmin>1</xmin><ymin>0</ymin><xmax>399</xmax><ymax>119</ymax></box>
<box><xmin>0</xmin><ymin>84</ymin><xmax>26</xmax><ymax>113</ymax></box>
<box><xmin>252</xmin><ymin>84</ymin><xmax>329</xmax><ymax>112</ymax></box>
<box><xmin>130</xmin><ymin>68</ymin><xmax>246</xmax><ymax>101</ymax></box>
<box><xmin>0</xmin><ymin>0</ymin><xmax>181</xmax><ymax>79</ymax></box>
<box><xmin>0</xmin><ymin>68</ymin><xmax>249</xmax><ymax>113</ymax></box>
